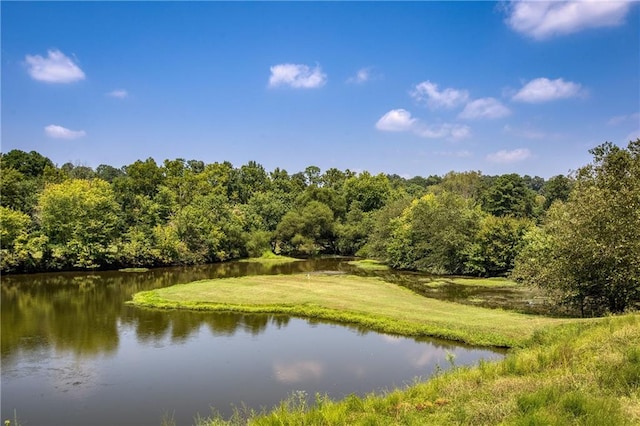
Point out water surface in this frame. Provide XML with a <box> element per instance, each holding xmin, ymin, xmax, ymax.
<box><xmin>1</xmin><ymin>259</ymin><xmax>504</xmax><ymax>425</ymax></box>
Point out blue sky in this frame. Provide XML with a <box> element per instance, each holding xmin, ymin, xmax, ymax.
<box><xmin>2</xmin><ymin>1</ymin><xmax>639</xmax><ymax>178</ymax></box>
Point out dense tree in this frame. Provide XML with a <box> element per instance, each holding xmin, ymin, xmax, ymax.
<box><xmin>513</xmin><ymin>141</ymin><xmax>640</xmax><ymax>315</ymax></box>
<box><xmin>343</xmin><ymin>171</ymin><xmax>391</xmax><ymax>212</ymax></box>
<box><xmin>482</xmin><ymin>173</ymin><xmax>537</xmax><ymax>218</ymax></box>
<box><xmin>360</xmin><ymin>197</ymin><xmax>413</xmax><ymax>260</ymax></box>
<box><xmin>466</xmin><ymin>215</ymin><xmax>534</xmax><ymax>276</ymax></box>
<box><xmin>96</xmin><ymin>164</ymin><xmax>125</xmax><ymax>182</ymax></box>
<box><xmin>0</xmin><ymin>167</ymin><xmax>40</xmax><ymax>213</ymax></box>
<box><xmin>435</xmin><ymin>171</ymin><xmax>485</xmax><ymax>201</ymax></box>
<box><xmin>386</xmin><ymin>192</ymin><xmax>483</xmax><ymax>274</ymax></box>
<box><xmin>37</xmin><ymin>179</ymin><xmax>121</xmax><ymax>269</ymax></box>
<box><xmin>542</xmin><ymin>174</ymin><xmax>573</xmax><ymax>209</ymax></box>
<box><xmin>275</xmin><ymin>201</ymin><xmax>335</xmax><ymax>255</ymax></box>
<box><xmin>0</xmin><ymin>149</ymin><xmax>54</xmax><ymax>178</ymax></box>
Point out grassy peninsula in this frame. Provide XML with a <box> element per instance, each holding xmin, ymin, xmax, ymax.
<box><xmin>131</xmin><ymin>273</ymin><xmax>574</xmax><ymax>348</ymax></box>
<box><xmin>132</xmin><ymin>273</ymin><xmax>639</xmax><ymax>425</ymax></box>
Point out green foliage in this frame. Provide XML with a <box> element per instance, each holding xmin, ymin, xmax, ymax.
<box><xmin>276</xmin><ymin>201</ymin><xmax>335</xmax><ymax>255</ymax></box>
<box><xmin>514</xmin><ymin>140</ymin><xmax>640</xmax><ymax>315</ymax></box>
<box><xmin>343</xmin><ymin>171</ymin><xmax>391</xmax><ymax>212</ymax></box>
<box><xmin>483</xmin><ymin>173</ymin><xmax>537</xmax><ymax>218</ymax></box>
<box><xmin>542</xmin><ymin>174</ymin><xmax>573</xmax><ymax>209</ymax></box>
<box><xmin>466</xmin><ymin>215</ymin><xmax>535</xmax><ymax>276</ymax></box>
<box><xmin>1</xmin><ymin>149</ymin><xmax>54</xmax><ymax>178</ymax></box>
<box><xmin>0</xmin><ymin>206</ymin><xmax>47</xmax><ymax>272</ymax></box>
<box><xmin>37</xmin><ymin>179</ymin><xmax>121</xmax><ymax>269</ymax></box>
<box><xmin>386</xmin><ymin>192</ymin><xmax>483</xmax><ymax>274</ymax></box>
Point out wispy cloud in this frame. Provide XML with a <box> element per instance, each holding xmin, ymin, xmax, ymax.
<box><xmin>411</xmin><ymin>81</ymin><xmax>469</xmax><ymax>109</ymax></box>
<box><xmin>512</xmin><ymin>78</ymin><xmax>583</xmax><ymax>103</ymax></box>
<box><xmin>106</xmin><ymin>89</ymin><xmax>128</xmax><ymax>99</ymax></box>
<box><xmin>376</xmin><ymin>109</ymin><xmax>470</xmax><ymax>141</ymax></box>
<box><xmin>486</xmin><ymin>148</ymin><xmax>531</xmax><ymax>163</ymax></box>
<box><xmin>607</xmin><ymin>112</ymin><xmax>640</xmax><ymax>126</ymax></box>
<box><xmin>459</xmin><ymin>97</ymin><xmax>510</xmax><ymax>120</ymax></box>
<box><xmin>503</xmin><ymin>124</ymin><xmax>547</xmax><ymax>140</ymax></box>
<box><xmin>504</xmin><ymin>1</ymin><xmax>632</xmax><ymax>40</ymax></box>
<box><xmin>25</xmin><ymin>49</ymin><xmax>85</xmax><ymax>83</ymax></box>
<box><xmin>44</xmin><ymin>124</ymin><xmax>86</xmax><ymax>139</ymax></box>
<box><xmin>417</xmin><ymin>123</ymin><xmax>471</xmax><ymax>140</ymax></box>
<box><xmin>268</xmin><ymin>63</ymin><xmax>326</xmax><ymax>89</ymax></box>
<box><xmin>434</xmin><ymin>150</ymin><xmax>473</xmax><ymax>158</ymax></box>
<box><xmin>347</xmin><ymin>67</ymin><xmax>375</xmax><ymax>84</ymax></box>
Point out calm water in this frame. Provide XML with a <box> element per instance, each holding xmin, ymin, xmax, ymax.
<box><xmin>1</xmin><ymin>259</ymin><xmax>504</xmax><ymax>425</ymax></box>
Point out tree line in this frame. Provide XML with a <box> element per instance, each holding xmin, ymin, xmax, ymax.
<box><xmin>1</xmin><ymin>140</ymin><xmax>638</xmax><ymax>315</ymax></box>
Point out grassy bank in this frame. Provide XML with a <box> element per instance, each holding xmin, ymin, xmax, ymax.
<box><xmin>348</xmin><ymin>259</ymin><xmax>390</xmax><ymax>271</ymax></box>
<box><xmin>419</xmin><ymin>276</ymin><xmax>518</xmax><ymax>288</ymax></box>
<box><xmin>131</xmin><ymin>273</ymin><xmax>574</xmax><ymax>348</ymax></box>
<box><xmin>195</xmin><ymin>314</ymin><xmax>639</xmax><ymax>426</ymax></box>
<box><xmin>237</xmin><ymin>252</ymin><xmax>302</xmax><ymax>265</ymax></box>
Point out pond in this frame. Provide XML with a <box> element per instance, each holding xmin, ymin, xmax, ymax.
<box><xmin>1</xmin><ymin>259</ymin><xmax>505</xmax><ymax>425</ymax></box>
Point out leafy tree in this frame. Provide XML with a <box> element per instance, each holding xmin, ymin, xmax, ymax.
<box><xmin>435</xmin><ymin>170</ymin><xmax>485</xmax><ymax>201</ymax></box>
<box><xmin>466</xmin><ymin>215</ymin><xmax>534</xmax><ymax>276</ymax></box>
<box><xmin>0</xmin><ymin>167</ymin><xmax>40</xmax><ymax>213</ymax></box>
<box><xmin>1</xmin><ymin>206</ymin><xmax>34</xmax><ymax>271</ymax></box>
<box><xmin>335</xmin><ymin>206</ymin><xmax>372</xmax><ymax>255</ymax></box>
<box><xmin>542</xmin><ymin>174</ymin><xmax>573</xmax><ymax>209</ymax></box>
<box><xmin>360</xmin><ymin>196</ymin><xmax>413</xmax><ymax>260</ymax></box>
<box><xmin>37</xmin><ymin>179</ymin><xmax>121</xmax><ymax>268</ymax></box>
<box><xmin>275</xmin><ymin>201</ymin><xmax>335</xmax><ymax>255</ymax></box>
<box><xmin>304</xmin><ymin>165</ymin><xmax>322</xmax><ymax>186</ymax></box>
<box><xmin>0</xmin><ymin>149</ymin><xmax>54</xmax><ymax>178</ymax></box>
<box><xmin>386</xmin><ymin>192</ymin><xmax>483</xmax><ymax>274</ymax></box>
<box><xmin>482</xmin><ymin>173</ymin><xmax>537</xmax><ymax>218</ymax></box>
<box><xmin>60</xmin><ymin>162</ymin><xmax>96</xmax><ymax>179</ymax></box>
<box><xmin>343</xmin><ymin>171</ymin><xmax>391</xmax><ymax>212</ymax></box>
<box><xmin>513</xmin><ymin>141</ymin><xmax>640</xmax><ymax>315</ymax></box>
<box><xmin>321</xmin><ymin>167</ymin><xmax>348</xmax><ymax>189</ymax></box>
<box><xmin>96</xmin><ymin>164</ymin><xmax>125</xmax><ymax>182</ymax></box>
<box><xmin>295</xmin><ymin>186</ymin><xmax>346</xmax><ymax>219</ymax></box>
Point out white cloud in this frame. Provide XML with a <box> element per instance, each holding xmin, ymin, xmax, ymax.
<box><xmin>504</xmin><ymin>0</ymin><xmax>633</xmax><ymax>40</ymax></box>
<box><xmin>434</xmin><ymin>150</ymin><xmax>473</xmax><ymax>158</ymax></box>
<box><xmin>459</xmin><ymin>97</ymin><xmax>511</xmax><ymax>119</ymax></box>
<box><xmin>411</xmin><ymin>81</ymin><xmax>469</xmax><ymax>109</ymax></box>
<box><xmin>376</xmin><ymin>109</ymin><xmax>470</xmax><ymax>141</ymax></box>
<box><xmin>486</xmin><ymin>148</ymin><xmax>532</xmax><ymax>163</ymax></box>
<box><xmin>512</xmin><ymin>77</ymin><xmax>582</xmax><ymax>103</ymax></box>
<box><xmin>375</xmin><ymin>109</ymin><xmax>417</xmax><ymax>132</ymax></box>
<box><xmin>268</xmin><ymin>63</ymin><xmax>326</xmax><ymax>89</ymax></box>
<box><xmin>503</xmin><ymin>124</ymin><xmax>547</xmax><ymax>139</ymax></box>
<box><xmin>107</xmin><ymin>89</ymin><xmax>128</xmax><ymax>99</ymax></box>
<box><xmin>347</xmin><ymin>67</ymin><xmax>373</xmax><ymax>84</ymax></box>
<box><xmin>417</xmin><ymin>123</ymin><xmax>471</xmax><ymax>141</ymax></box>
<box><xmin>44</xmin><ymin>124</ymin><xmax>86</xmax><ymax>140</ymax></box>
<box><xmin>25</xmin><ymin>49</ymin><xmax>85</xmax><ymax>83</ymax></box>
<box><xmin>607</xmin><ymin>112</ymin><xmax>640</xmax><ymax>126</ymax></box>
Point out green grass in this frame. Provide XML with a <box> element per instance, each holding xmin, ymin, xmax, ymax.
<box><xmin>420</xmin><ymin>276</ymin><xmax>518</xmax><ymax>288</ymax></box>
<box><xmin>348</xmin><ymin>259</ymin><xmax>390</xmax><ymax>271</ymax></box>
<box><xmin>195</xmin><ymin>314</ymin><xmax>639</xmax><ymax>425</ymax></box>
<box><xmin>237</xmin><ymin>252</ymin><xmax>302</xmax><ymax>265</ymax></box>
<box><xmin>119</xmin><ymin>267</ymin><xmax>150</xmax><ymax>273</ymax></box>
<box><xmin>131</xmin><ymin>273</ymin><xmax>575</xmax><ymax>348</ymax></box>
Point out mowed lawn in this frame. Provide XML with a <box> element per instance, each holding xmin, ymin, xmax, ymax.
<box><xmin>131</xmin><ymin>273</ymin><xmax>578</xmax><ymax>347</ymax></box>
